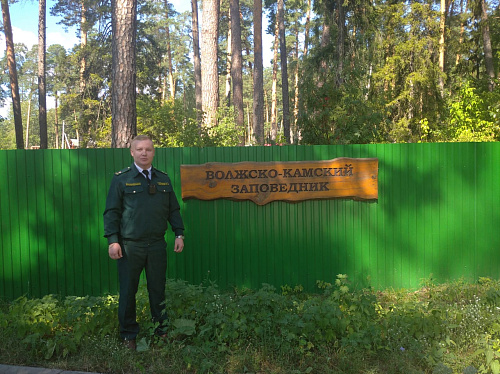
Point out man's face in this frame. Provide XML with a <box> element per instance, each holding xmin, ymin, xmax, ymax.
<box><xmin>130</xmin><ymin>139</ymin><xmax>155</xmax><ymax>169</ymax></box>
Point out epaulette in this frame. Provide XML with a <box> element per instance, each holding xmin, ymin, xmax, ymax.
<box><xmin>114</xmin><ymin>166</ymin><xmax>132</xmax><ymax>176</ymax></box>
<box><xmin>154</xmin><ymin>167</ymin><xmax>169</xmax><ymax>176</ymax></box>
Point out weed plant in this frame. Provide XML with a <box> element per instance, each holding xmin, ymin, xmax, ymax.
<box><xmin>2</xmin><ymin>275</ymin><xmax>500</xmax><ymax>373</ymax></box>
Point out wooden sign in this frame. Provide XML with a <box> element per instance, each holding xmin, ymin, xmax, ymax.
<box><xmin>180</xmin><ymin>157</ymin><xmax>378</xmax><ymax>205</ymax></box>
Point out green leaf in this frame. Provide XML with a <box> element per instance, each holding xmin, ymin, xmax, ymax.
<box><xmin>45</xmin><ymin>341</ymin><xmax>56</xmax><ymax>360</ymax></box>
<box><xmin>491</xmin><ymin>360</ymin><xmax>500</xmax><ymax>374</ymax></box>
<box><xmin>136</xmin><ymin>338</ymin><xmax>149</xmax><ymax>352</ymax></box>
<box><xmin>472</xmin><ymin>348</ymin><xmax>486</xmax><ymax>358</ymax></box>
<box><xmin>487</xmin><ymin>350</ymin><xmax>494</xmax><ymax>365</ymax></box>
<box><xmin>172</xmin><ymin>318</ymin><xmax>196</xmax><ymax>336</ymax></box>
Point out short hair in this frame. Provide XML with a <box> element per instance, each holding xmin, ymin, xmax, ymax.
<box><xmin>131</xmin><ymin>135</ymin><xmax>153</xmax><ymax>148</ymax></box>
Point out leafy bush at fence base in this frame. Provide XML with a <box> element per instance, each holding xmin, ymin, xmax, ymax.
<box><xmin>0</xmin><ymin>294</ymin><xmax>118</xmax><ymax>360</ymax></box>
<box><xmin>2</xmin><ymin>275</ymin><xmax>500</xmax><ymax>373</ymax></box>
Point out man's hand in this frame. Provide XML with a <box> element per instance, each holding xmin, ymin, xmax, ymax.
<box><xmin>174</xmin><ymin>238</ymin><xmax>184</xmax><ymax>253</ymax></box>
<box><xmin>108</xmin><ymin>242</ymin><xmax>123</xmax><ymax>260</ymax></box>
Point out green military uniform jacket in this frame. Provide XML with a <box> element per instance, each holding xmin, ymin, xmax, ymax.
<box><xmin>103</xmin><ymin>163</ymin><xmax>184</xmax><ymax>245</ymax></box>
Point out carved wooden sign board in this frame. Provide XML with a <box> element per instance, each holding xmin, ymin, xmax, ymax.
<box><xmin>180</xmin><ymin>158</ymin><xmax>378</xmax><ymax>205</ymax></box>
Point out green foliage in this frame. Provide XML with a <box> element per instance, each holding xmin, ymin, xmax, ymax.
<box><xmin>297</xmin><ymin>76</ymin><xmax>383</xmax><ymax>145</ymax></box>
<box><xmin>3</xmin><ymin>276</ymin><xmax>500</xmax><ymax>373</ymax></box>
<box><xmin>295</xmin><ymin>0</ymin><xmax>497</xmax><ymax>145</ymax></box>
<box><xmin>58</xmin><ymin>92</ymin><xmax>111</xmax><ymax>148</ymax></box>
<box><xmin>208</xmin><ymin>106</ymin><xmax>246</xmax><ymax>147</ymax></box>
<box><xmin>367</xmin><ymin>1</ymin><xmax>447</xmax><ymax>143</ymax></box>
<box><xmin>0</xmin><ymin>117</ymin><xmax>16</xmax><ymax>150</ymax></box>
<box><xmin>137</xmin><ymin>98</ymin><xmax>244</xmax><ymax>147</ymax></box>
<box><xmin>4</xmin><ymin>294</ymin><xmax>117</xmax><ymax>361</ymax></box>
<box><xmin>446</xmin><ymin>81</ymin><xmax>500</xmax><ymax>142</ymax></box>
<box><xmin>473</xmin><ymin>331</ymin><xmax>500</xmax><ymax>374</ymax></box>
<box><xmin>1</xmin><ymin>0</ymin><xmax>499</xmax><ymax>148</ymax></box>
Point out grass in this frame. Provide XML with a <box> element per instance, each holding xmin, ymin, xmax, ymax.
<box><xmin>1</xmin><ymin>275</ymin><xmax>500</xmax><ymax>373</ymax></box>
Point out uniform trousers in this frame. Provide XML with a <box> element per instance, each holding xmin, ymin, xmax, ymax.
<box><xmin>117</xmin><ymin>239</ymin><xmax>168</xmax><ymax>340</ymax></box>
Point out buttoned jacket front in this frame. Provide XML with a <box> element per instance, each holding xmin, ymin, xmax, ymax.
<box><xmin>103</xmin><ymin>163</ymin><xmax>184</xmax><ymax>245</ymax></box>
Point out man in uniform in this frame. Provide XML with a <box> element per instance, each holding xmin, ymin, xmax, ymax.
<box><xmin>103</xmin><ymin>135</ymin><xmax>185</xmax><ymax>350</ymax></box>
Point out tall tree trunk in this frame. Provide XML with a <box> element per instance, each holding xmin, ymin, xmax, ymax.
<box><xmin>264</xmin><ymin>90</ymin><xmax>269</xmax><ymax>127</ymax></box>
<box><xmin>54</xmin><ymin>92</ymin><xmax>60</xmax><ymax>149</ymax></box>
<box><xmin>303</xmin><ymin>0</ymin><xmax>311</xmax><ymax>57</ymax></box>
<box><xmin>295</xmin><ymin>0</ymin><xmax>311</xmax><ymax>143</ymax></box>
<box><xmin>456</xmin><ymin>0</ymin><xmax>465</xmax><ymax>66</ymax></box>
<box><xmin>191</xmin><ymin>0</ymin><xmax>202</xmax><ymax>120</ymax></box>
<box><xmin>480</xmin><ymin>0</ymin><xmax>495</xmax><ymax>91</ymax></box>
<box><xmin>26</xmin><ymin>92</ymin><xmax>32</xmax><ymax>148</ymax></box>
<box><xmin>38</xmin><ymin>0</ymin><xmax>48</xmax><ymax>148</ymax></box>
<box><xmin>336</xmin><ymin>0</ymin><xmax>345</xmax><ymax>86</ymax></box>
<box><xmin>1</xmin><ymin>0</ymin><xmax>24</xmax><ymax>149</ymax></box>
<box><xmin>230</xmin><ymin>0</ymin><xmax>244</xmax><ymax>145</ymax></box>
<box><xmin>292</xmin><ymin>28</ymin><xmax>299</xmax><ymax>144</ymax></box>
<box><xmin>252</xmin><ymin>0</ymin><xmax>264</xmax><ymax>145</ymax></box>
<box><xmin>350</xmin><ymin>24</ymin><xmax>356</xmax><ymax>69</ymax></box>
<box><xmin>165</xmin><ymin>0</ymin><xmax>175</xmax><ymax>100</ymax></box>
<box><xmin>111</xmin><ymin>0</ymin><xmax>137</xmax><ymax>147</ymax></box>
<box><xmin>225</xmin><ymin>11</ymin><xmax>232</xmax><ymax>106</ymax></box>
<box><xmin>201</xmin><ymin>0</ymin><xmax>219</xmax><ymax>128</ymax></box>
<box><xmin>438</xmin><ymin>0</ymin><xmax>447</xmax><ymax>93</ymax></box>
<box><xmin>277</xmin><ymin>0</ymin><xmax>290</xmax><ymax>143</ymax></box>
<box><xmin>80</xmin><ymin>2</ymin><xmax>88</xmax><ymax>95</ymax></box>
<box><xmin>270</xmin><ymin>15</ymin><xmax>279</xmax><ymax>142</ymax></box>
<box><xmin>318</xmin><ymin>10</ymin><xmax>331</xmax><ymax>88</ymax></box>
<box><xmin>161</xmin><ymin>60</ymin><xmax>167</xmax><ymax>102</ymax></box>
<box><xmin>246</xmin><ymin>101</ymin><xmax>251</xmax><ymax>142</ymax></box>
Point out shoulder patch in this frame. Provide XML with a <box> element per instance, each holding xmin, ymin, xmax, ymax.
<box><xmin>115</xmin><ymin>167</ymin><xmax>132</xmax><ymax>176</ymax></box>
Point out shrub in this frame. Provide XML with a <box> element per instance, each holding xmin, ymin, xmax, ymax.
<box><xmin>2</xmin><ymin>276</ymin><xmax>500</xmax><ymax>373</ymax></box>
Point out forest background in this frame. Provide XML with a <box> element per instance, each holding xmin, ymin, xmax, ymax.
<box><xmin>0</xmin><ymin>0</ymin><xmax>499</xmax><ymax>150</ymax></box>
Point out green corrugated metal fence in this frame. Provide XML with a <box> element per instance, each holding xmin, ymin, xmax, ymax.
<box><xmin>1</xmin><ymin>143</ymin><xmax>499</xmax><ymax>300</ymax></box>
